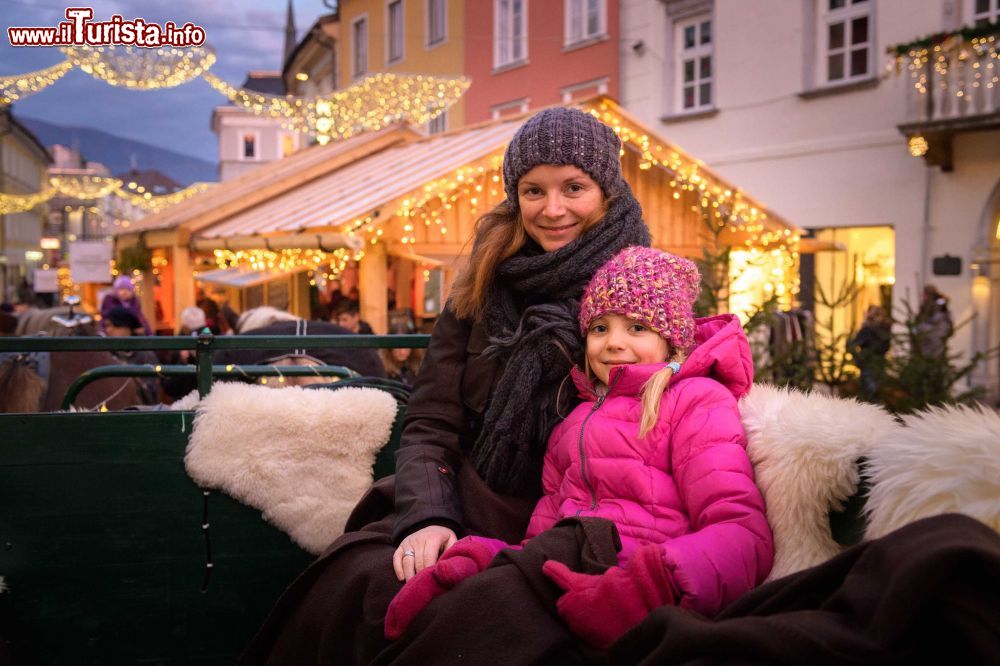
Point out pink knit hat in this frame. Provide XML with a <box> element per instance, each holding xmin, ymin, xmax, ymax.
<box><xmin>579</xmin><ymin>247</ymin><xmax>701</xmax><ymax>354</ymax></box>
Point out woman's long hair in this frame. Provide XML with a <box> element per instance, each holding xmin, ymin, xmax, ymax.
<box><xmin>449</xmin><ymin>196</ymin><xmax>613</xmax><ymax>321</ymax></box>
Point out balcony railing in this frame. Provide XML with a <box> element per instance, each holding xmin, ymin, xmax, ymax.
<box><xmin>890</xmin><ymin>22</ymin><xmax>999</xmax><ymax>124</ymax></box>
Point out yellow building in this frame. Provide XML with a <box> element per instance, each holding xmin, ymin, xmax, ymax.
<box><xmin>337</xmin><ymin>0</ymin><xmax>465</xmax><ymax>132</ymax></box>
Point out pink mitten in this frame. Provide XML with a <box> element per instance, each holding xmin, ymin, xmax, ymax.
<box><xmin>385</xmin><ymin>536</ymin><xmax>505</xmax><ymax>639</ymax></box>
<box><xmin>542</xmin><ymin>544</ymin><xmax>677</xmax><ymax>649</ymax></box>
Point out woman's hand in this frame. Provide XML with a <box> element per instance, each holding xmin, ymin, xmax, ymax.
<box><xmin>393</xmin><ymin>525</ymin><xmax>458</xmax><ymax>582</ymax></box>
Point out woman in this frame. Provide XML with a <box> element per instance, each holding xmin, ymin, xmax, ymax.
<box><xmin>380</xmin><ymin>321</ymin><xmax>424</xmax><ymax>388</ymax></box>
<box><xmin>240</xmin><ymin>107</ymin><xmax>650</xmax><ymax>664</ymax></box>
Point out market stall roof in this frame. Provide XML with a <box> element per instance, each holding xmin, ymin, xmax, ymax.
<box><xmin>197</xmin><ymin>118</ymin><xmax>523</xmax><ymax>241</ymax></box>
<box><xmin>119</xmin><ymin>124</ymin><xmax>418</xmax><ymax>236</ymax></box>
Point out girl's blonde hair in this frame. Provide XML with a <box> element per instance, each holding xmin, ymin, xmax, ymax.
<box><xmin>584</xmin><ymin>347</ymin><xmax>684</xmax><ymax>440</ymax></box>
<box><xmin>449</xmin><ymin>196</ymin><xmax>613</xmax><ymax>321</ymax></box>
<box><xmin>638</xmin><ymin>353</ymin><xmax>684</xmax><ymax>438</ymax></box>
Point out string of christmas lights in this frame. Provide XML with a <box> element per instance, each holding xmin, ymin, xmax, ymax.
<box><xmin>0</xmin><ymin>177</ymin><xmax>213</xmax><ymax>214</ymax></box>
<box><xmin>61</xmin><ymin>45</ymin><xmax>216</xmax><ymax>89</ymax></box>
<box><xmin>206</xmin><ymin>71</ymin><xmax>470</xmax><ymax>144</ymax></box>
<box><xmin>887</xmin><ymin>24</ymin><xmax>999</xmax><ymax>100</ymax></box>
<box><xmin>0</xmin><ymin>61</ymin><xmax>74</xmax><ymax>105</ymax></box>
<box><xmin>212</xmin><ymin>247</ymin><xmax>363</xmax><ymax>276</ymax></box>
<box><xmin>1</xmin><ymin>48</ymin><xmax>467</xmax><ymax>145</ymax></box>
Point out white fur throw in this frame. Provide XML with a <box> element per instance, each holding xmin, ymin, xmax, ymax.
<box><xmin>184</xmin><ymin>382</ymin><xmax>398</xmax><ymax>554</ymax></box>
<box><xmin>864</xmin><ymin>404</ymin><xmax>1000</xmax><ymax>539</ymax></box>
<box><xmin>739</xmin><ymin>384</ymin><xmax>900</xmax><ymax>580</ymax></box>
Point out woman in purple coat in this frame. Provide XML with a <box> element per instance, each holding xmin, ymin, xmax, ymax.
<box><xmin>100</xmin><ymin>276</ymin><xmax>152</xmax><ymax>336</ymax></box>
<box><xmin>386</xmin><ymin>247</ymin><xmax>774</xmax><ymax>648</ymax></box>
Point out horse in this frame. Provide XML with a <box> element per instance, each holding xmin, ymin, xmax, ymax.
<box><xmin>1</xmin><ymin>306</ymin><xmax>147</xmax><ymax>413</ymax></box>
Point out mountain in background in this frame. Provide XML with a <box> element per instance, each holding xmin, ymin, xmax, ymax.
<box><xmin>18</xmin><ymin>116</ymin><xmax>217</xmax><ymax>186</ymax></box>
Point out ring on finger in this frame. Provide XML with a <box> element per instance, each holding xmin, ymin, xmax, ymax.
<box><xmin>403</xmin><ymin>548</ymin><xmax>415</xmax><ymax>558</ymax></box>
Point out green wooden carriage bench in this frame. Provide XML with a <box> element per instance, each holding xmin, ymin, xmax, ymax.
<box><xmin>0</xmin><ymin>334</ymin><xmax>425</xmax><ymax>665</ymax></box>
<box><xmin>0</xmin><ymin>333</ymin><xmax>867</xmax><ymax>665</ymax></box>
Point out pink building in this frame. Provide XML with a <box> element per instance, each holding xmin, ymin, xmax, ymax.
<box><xmin>464</xmin><ymin>0</ymin><xmax>619</xmax><ymax>122</ymax></box>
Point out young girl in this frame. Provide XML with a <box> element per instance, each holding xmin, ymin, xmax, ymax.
<box><xmin>386</xmin><ymin>246</ymin><xmax>774</xmax><ymax>648</ymax></box>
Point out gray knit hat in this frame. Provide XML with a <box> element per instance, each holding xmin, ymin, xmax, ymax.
<box><xmin>502</xmin><ymin>107</ymin><xmax>623</xmax><ymax>205</ymax></box>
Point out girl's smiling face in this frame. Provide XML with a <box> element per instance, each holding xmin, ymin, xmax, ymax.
<box><xmin>586</xmin><ymin>313</ymin><xmax>670</xmax><ymax>385</ymax></box>
<box><xmin>517</xmin><ymin>164</ymin><xmax>604</xmax><ymax>252</ymax></box>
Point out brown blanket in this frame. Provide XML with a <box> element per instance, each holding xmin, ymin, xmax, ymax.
<box><xmin>243</xmin><ymin>495</ymin><xmax>999</xmax><ymax>665</ymax></box>
<box><xmin>610</xmin><ymin>513</ymin><xmax>1000</xmax><ymax>665</ymax></box>
<box><xmin>372</xmin><ymin>517</ymin><xmax>620</xmax><ymax>665</ymax></box>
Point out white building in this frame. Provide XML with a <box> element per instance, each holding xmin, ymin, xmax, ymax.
<box><xmin>210</xmin><ymin>2</ymin><xmax>305</xmax><ymax>182</ymax></box>
<box><xmin>210</xmin><ymin>72</ymin><xmax>304</xmax><ymax>182</ymax></box>
<box><xmin>621</xmin><ymin>0</ymin><xmax>1000</xmax><ymax>400</ymax></box>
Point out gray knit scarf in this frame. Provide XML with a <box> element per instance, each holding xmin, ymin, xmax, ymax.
<box><xmin>470</xmin><ymin>184</ymin><xmax>651</xmax><ymax>496</ymax></box>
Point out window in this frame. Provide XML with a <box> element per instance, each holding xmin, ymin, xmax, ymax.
<box><xmin>387</xmin><ymin>1</ymin><xmax>404</xmax><ymax>63</ymax></box>
<box><xmin>675</xmin><ymin>15</ymin><xmax>713</xmax><ymax>112</ymax></box>
<box><xmin>242</xmin><ymin>133</ymin><xmax>256</xmax><ymax>159</ymax></box>
<box><xmin>427</xmin><ymin>0</ymin><xmax>446</xmax><ymax>46</ymax></box>
<box><xmin>565</xmin><ymin>0</ymin><xmax>606</xmax><ymax>46</ymax></box>
<box><xmin>494</xmin><ymin>0</ymin><xmax>527</xmax><ymax>68</ymax></box>
<box><xmin>428</xmin><ymin>110</ymin><xmax>447</xmax><ymax>135</ymax></box>
<box><xmin>352</xmin><ymin>16</ymin><xmax>368</xmax><ymax>78</ymax></box>
<box><xmin>971</xmin><ymin>0</ymin><xmax>1000</xmax><ymax>26</ymax></box>
<box><xmin>282</xmin><ymin>134</ymin><xmax>296</xmax><ymax>157</ymax></box>
<box><xmin>819</xmin><ymin>0</ymin><xmax>872</xmax><ymax>85</ymax></box>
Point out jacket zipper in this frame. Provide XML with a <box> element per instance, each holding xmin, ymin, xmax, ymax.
<box><xmin>576</xmin><ymin>366</ymin><xmax>625</xmax><ymax>514</ymax></box>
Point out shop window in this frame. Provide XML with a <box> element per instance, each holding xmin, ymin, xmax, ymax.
<box><xmin>810</xmin><ymin>225</ymin><xmax>895</xmax><ymax>345</ymax></box>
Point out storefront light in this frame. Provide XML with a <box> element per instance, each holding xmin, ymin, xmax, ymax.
<box><xmin>25</xmin><ymin>250</ymin><xmax>44</xmax><ymax>261</ymax></box>
<box><xmin>40</xmin><ymin>237</ymin><xmax>61</xmax><ymax>249</ymax></box>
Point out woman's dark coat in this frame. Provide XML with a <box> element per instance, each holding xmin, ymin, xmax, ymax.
<box><xmin>240</xmin><ymin>305</ymin><xmax>540</xmax><ymax>664</ymax></box>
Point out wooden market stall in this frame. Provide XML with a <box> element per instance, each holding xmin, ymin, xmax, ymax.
<box><xmin>116</xmin><ymin>97</ymin><xmax>804</xmax><ymax>334</ymax></box>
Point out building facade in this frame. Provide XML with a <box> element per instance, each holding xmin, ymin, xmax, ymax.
<box><xmin>337</xmin><ymin>0</ymin><xmax>467</xmax><ymax>132</ymax></box>
<box><xmin>463</xmin><ymin>0</ymin><xmax>621</xmax><ymax>122</ymax></box>
<box><xmin>620</xmin><ymin>0</ymin><xmax>1000</xmax><ymax>399</ymax></box>
<box><xmin>0</xmin><ymin>108</ymin><xmax>52</xmax><ymax>303</ymax></box>
<box><xmin>210</xmin><ymin>73</ymin><xmax>304</xmax><ymax>182</ymax></box>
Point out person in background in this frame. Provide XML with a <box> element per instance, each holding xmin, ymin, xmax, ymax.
<box><xmin>103</xmin><ymin>306</ymin><xmax>159</xmax><ymax>404</ymax></box>
<box><xmin>100</xmin><ymin>276</ymin><xmax>152</xmax><ymax>336</ymax></box>
<box><xmin>380</xmin><ymin>321</ymin><xmax>424</xmax><ymax>388</ymax></box>
<box><xmin>850</xmin><ymin>305</ymin><xmax>892</xmax><ymax>402</ymax></box>
<box><xmin>332</xmin><ymin>299</ymin><xmax>374</xmax><ymax>334</ymax></box>
<box><xmin>913</xmin><ymin>285</ymin><xmax>953</xmax><ymax>358</ymax></box>
<box><xmin>161</xmin><ymin>306</ymin><xmax>208</xmax><ymax>402</ymax></box>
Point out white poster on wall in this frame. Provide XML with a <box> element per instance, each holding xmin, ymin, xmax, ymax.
<box><xmin>69</xmin><ymin>240</ymin><xmax>113</xmax><ymax>284</ymax></box>
<box><xmin>33</xmin><ymin>268</ymin><xmax>59</xmax><ymax>293</ymax></box>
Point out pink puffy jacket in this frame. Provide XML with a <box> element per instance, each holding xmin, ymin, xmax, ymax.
<box><xmin>524</xmin><ymin>313</ymin><xmax>774</xmax><ymax>616</ymax></box>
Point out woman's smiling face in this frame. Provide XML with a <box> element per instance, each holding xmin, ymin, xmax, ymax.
<box><xmin>517</xmin><ymin>164</ymin><xmax>604</xmax><ymax>252</ymax></box>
